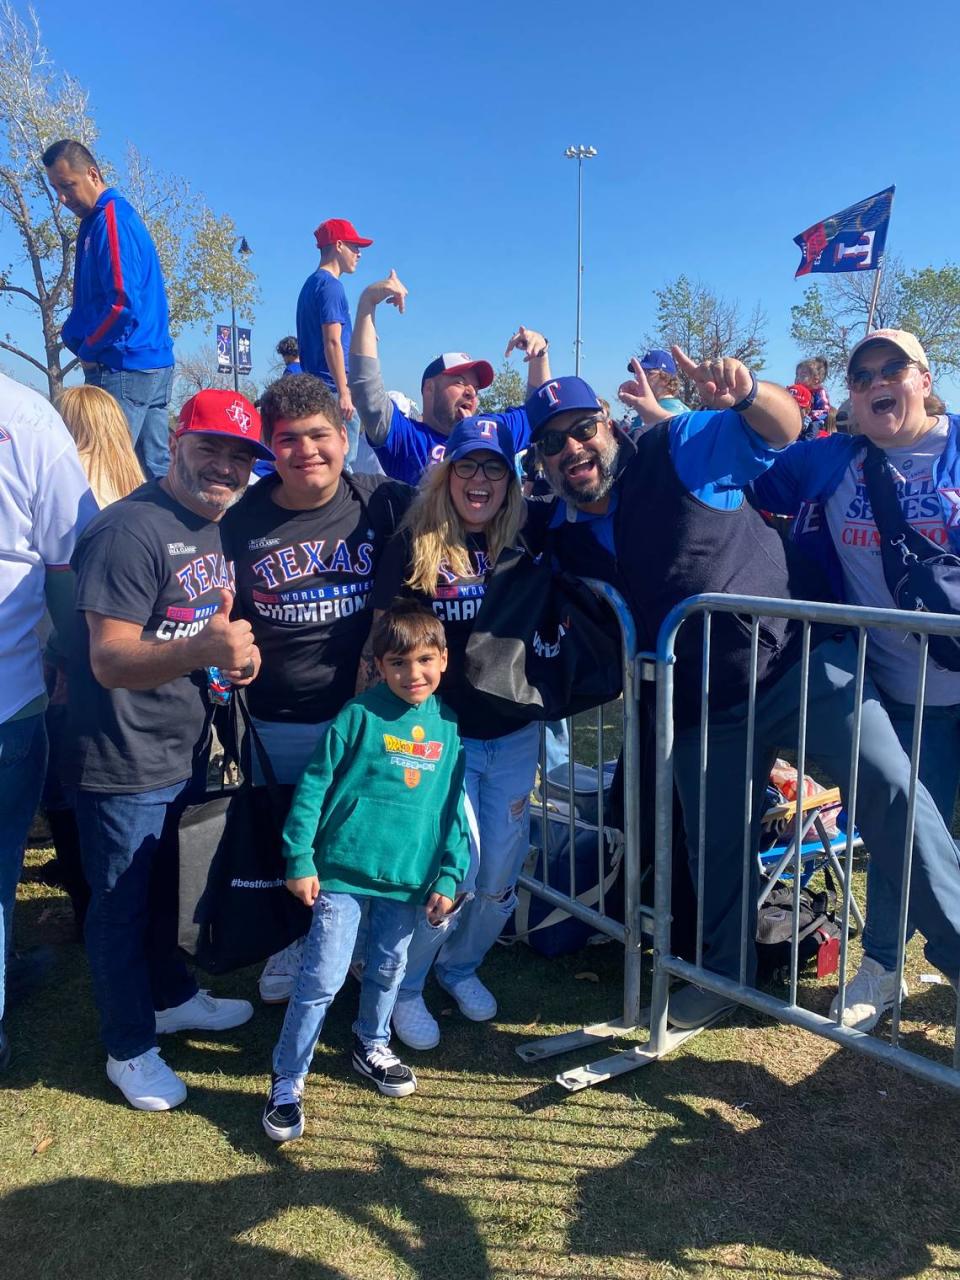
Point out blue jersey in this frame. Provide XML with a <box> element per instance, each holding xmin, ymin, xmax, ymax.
<box><xmin>296</xmin><ymin>269</ymin><xmax>351</xmax><ymax>391</ymax></box>
<box><xmin>373</xmin><ymin>402</ymin><xmax>532</xmax><ymax>486</ymax></box>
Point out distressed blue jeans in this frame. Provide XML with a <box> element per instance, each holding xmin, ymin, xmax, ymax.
<box><xmin>273</xmin><ymin>892</ymin><xmax>418</xmax><ymax>1079</ymax></box>
<box><xmin>399</xmin><ymin>722</ymin><xmax>540</xmax><ymax>997</ymax></box>
<box><xmin>0</xmin><ymin>713</ymin><xmax>48</xmax><ymax>1022</ymax></box>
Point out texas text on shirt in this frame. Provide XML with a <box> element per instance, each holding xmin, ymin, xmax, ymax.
<box><xmin>0</xmin><ymin>373</ymin><xmax>98</xmax><ymax>724</ymax></box>
<box><xmin>350</xmin><ymin>352</ymin><xmax>532</xmax><ymax>486</ymax></box>
<box><xmin>221</xmin><ymin>471</ymin><xmax>411</xmax><ymax>724</ymax></box>
<box><xmin>68</xmin><ymin>480</ymin><xmax>233</xmax><ymax>793</ymax></box>
<box><xmin>371</xmin><ymin>528</ymin><xmax>521</xmax><ymax>741</ymax></box>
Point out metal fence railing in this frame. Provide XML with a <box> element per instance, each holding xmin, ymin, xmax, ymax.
<box><xmin>517</xmin><ymin>592</ymin><xmax>960</xmax><ymax>1093</ymax></box>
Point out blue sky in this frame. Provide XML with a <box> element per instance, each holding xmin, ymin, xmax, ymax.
<box><xmin>6</xmin><ymin>0</ymin><xmax>960</xmax><ymax>407</ymax></box>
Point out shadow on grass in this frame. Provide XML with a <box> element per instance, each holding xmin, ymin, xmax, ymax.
<box><xmin>0</xmin><ymin>1148</ymin><xmax>492</xmax><ymax>1280</ymax></box>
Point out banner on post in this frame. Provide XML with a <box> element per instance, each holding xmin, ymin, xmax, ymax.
<box><xmin>237</xmin><ymin>328</ymin><xmax>252</xmax><ymax>374</ymax></box>
<box><xmin>216</xmin><ymin>325</ymin><xmax>232</xmax><ymax>372</ymax></box>
<box><xmin>794</xmin><ymin>186</ymin><xmax>895</xmax><ymax>278</ymax></box>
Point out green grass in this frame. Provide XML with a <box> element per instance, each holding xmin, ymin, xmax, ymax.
<box><xmin>3</xmin><ymin>708</ymin><xmax>960</xmax><ymax>1279</ymax></box>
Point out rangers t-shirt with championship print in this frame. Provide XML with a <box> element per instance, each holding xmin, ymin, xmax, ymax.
<box><xmin>68</xmin><ymin>480</ymin><xmax>233</xmax><ymax>792</ymax></box>
<box><xmin>222</xmin><ymin>471</ymin><xmax>410</xmax><ymax>723</ymax></box>
<box><xmin>824</xmin><ymin>416</ymin><xmax>960</xmax><ymax>705</ymax></box>
<box><xmin>372</xmin><ymin>529</ymin><xmax>516</xmax><ymax>740</ymax></box>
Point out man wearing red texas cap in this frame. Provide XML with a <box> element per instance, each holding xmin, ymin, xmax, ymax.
<box><xmin>349</xmin><ymin>268</ymin><xmax>551</xmax><ymax>485</ymax></box>
<box><xmin>296</xmin><ymin>217</ymin><xmax>372</xmax><ymax>463</ymax></box>
<box><xmin>65</xmin><ymin>390</ymin><xmax>271</xmax><ymax>1111</ymax></box>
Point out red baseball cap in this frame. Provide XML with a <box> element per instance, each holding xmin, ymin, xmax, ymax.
<box><xmin>314</xmin><ymin>217</ymin><xmax>374</xmax><ymax>249</ymax></box>
<box><xmin>176</xmin><ymin>390</ymin><xmax>274</xmax><ymax>460</ymax></box>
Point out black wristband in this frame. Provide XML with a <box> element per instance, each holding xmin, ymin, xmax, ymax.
<box><xmin>732</xmin><ymin>370</ymin><xmax>758</xmax><ymax>414</ymax></box>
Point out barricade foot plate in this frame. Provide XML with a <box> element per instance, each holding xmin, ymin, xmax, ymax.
<box><xmin>554</xmin><ymin>1021</ymin><xmax>716</xmax><ymax>1092</ymax></box>
<box><xmin>515</xmin><ymin>1015</ymin><xmax>640</xmax><ymax>1063</ymax></box>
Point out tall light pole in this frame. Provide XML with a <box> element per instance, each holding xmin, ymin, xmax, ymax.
<box><xmin>564</xmin><ymin>144</ymin><xmax>597</xmax><ymax>376</ymax></box>
<box><xmin>230</xmin><ymin>236</ymin><xmax>253</xmax><ymax>392</ymax></box>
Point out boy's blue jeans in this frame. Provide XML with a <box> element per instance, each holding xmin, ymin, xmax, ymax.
<box><xmin>273</xmin><ymin>892</ymin><xmax>418</xmax><ymax>1080</ymax></box>
<box><xmin>0</xmin><ymin>712</ymin><xmax>48</xmax><ymax>1023</ymax></box>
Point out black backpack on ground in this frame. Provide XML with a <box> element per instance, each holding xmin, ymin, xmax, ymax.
<box><xmin>756</xmin><ymin>869</ymin><xmax>846</xmax><ymax>981</ymax></box>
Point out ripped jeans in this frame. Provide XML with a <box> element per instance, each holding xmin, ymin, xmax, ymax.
<box><xmin>399</xmin><ymin>722</ymin><xmax>540</xmax><ymax>998</ymax></box>
<box><xmin>273</xmin><ymin>892</ymin><xmax>418</xmax><ymax>1079</ymax></box>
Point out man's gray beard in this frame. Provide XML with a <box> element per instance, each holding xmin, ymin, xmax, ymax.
<box><xmin>547</xmin><ymin>436</ymin><xmax>620</xmax><ymax>506</ymax></box>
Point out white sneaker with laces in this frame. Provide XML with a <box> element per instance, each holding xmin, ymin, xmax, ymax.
<box><xmin>392</xmin><ymin>996</ymin><xmax>441</xmax><ymax>1050</ymax></box>
<box><xmin>106</xmin><ymin>1047</ymin><xmax>187</xmax><ymax>1111</ymax></box>
<box><xmin>829</xmin><ymin>956</ymin><xmax>908</xmax><ymax>1032</ymax></box>
<box><xmin>258</xmin><ymin>940</ymin><xmax>305</xmax><ymax>1004</ymax></box>
<box><xmin>155</xmin><ymin>989</ymin><xmax>253</xmax><ymax>1034</ymax></box>
<box><xmin>437</xmin><ymin>973</ymin><xmax>497</xmax><ymax>1022</ymax></box>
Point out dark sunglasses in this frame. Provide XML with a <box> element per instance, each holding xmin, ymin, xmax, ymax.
<box><xmin>537</xmin><ymin>414</ymin><xmax>602</xmax><ymax>457</ymax></box>
<box><xmin>848</xmin><ymin>358</ymin><xmax>918</xmax><ymax>393</ymax></box>
<box><xmin>451</xmin><ymin>457</ymin><xmax>509</xmax><ymax>481</ymax></box>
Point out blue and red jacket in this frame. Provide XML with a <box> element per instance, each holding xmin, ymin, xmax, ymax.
<box><xmin>62</xmin><ymin>188</ymin><xmax>174</xmax><ymax>371</ymax></box>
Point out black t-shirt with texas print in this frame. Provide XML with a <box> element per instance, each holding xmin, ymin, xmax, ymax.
<box><xmin>68</xmin><ymin>480</ymin><xmax>233</xmax><ymax>793</ymax></box>
<box><xmin>372</xmin><ymin>529</ymin><xmax>515</xmax><ymax>741</ymax></box>
<box><xmin>221</xmin><ymin>471</ymin><xmax>411</xmax><ymax>723</ymax></box>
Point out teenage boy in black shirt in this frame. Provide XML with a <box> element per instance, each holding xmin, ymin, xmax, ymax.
<box><xmin>69</xmin><ymin>390</ymin><xmax>272</xmax><ymax>1111</ymax></box>
<box><xmin>221</xmin><ymin>373</ymin><xmax>411</xmax><ymax>1003</ymax></box>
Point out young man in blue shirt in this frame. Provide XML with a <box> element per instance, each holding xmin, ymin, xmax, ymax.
<box><xmin>44</xmin><ymin>139</ymin><xmax>175</xmax><ymax>481</ymax></box>
<box><xmin>296</xmin><ymin>217</ymin><xmax>376</xmax><ymax>473</ymax></box>
<box><xmin>525</xmin><ymin>356</ymin><xmax>960</xmax><ymax>1027</ymax></box>
<box><xmin>348</xmin><ymin>269</ymin><xmax>550</xmax><ymax>485</ymax></box>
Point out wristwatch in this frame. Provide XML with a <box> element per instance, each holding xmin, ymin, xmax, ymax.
<box><xmin>732</xmin><ymin>370</ymin><xmax>758</xmax><ymax>414</ymax></box>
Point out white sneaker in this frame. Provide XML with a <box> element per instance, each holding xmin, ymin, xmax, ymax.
<box><xmin>437</xmin><ymin>973</ymin><xmax>497</xmax><ymax>1022</ymax></box>
<box><xmin>106</xmin><ymin>1047</ymin><xmax>187</xmax><ymax>1111</ymax></box>
<box><xmin>258</xmin><ymin>940</ymin><xmax>305</xmax><ymax>1004</ymax></box>
<box><xmin>392</xmin><ymin>996</ymin><xmax>441</xmax><ymax>1050</ymax></box>
<box><xmin>829</xmin><ymin>956</ymin><xmax>908</xmax><ymax>1032</ymax></box>
<box><xmin>155</xmin><ymin>989</ymin><xmax>253</xmax><ymax>1034</ymax></box>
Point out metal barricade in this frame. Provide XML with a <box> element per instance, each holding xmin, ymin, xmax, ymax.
<box><xmin>515</xmin><ymin>580</ymin><xmax>653</xmax><ymax>1073</ymax></box>
<box><xmin>554</xmin><ymin>592</ymin><xmax>960</xmax><ymax>1094</ymax></box>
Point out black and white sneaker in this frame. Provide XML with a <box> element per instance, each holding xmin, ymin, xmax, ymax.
<box><xmin>351</xmin><ymin>1036</ymin><xmax>417</xmax><ymax>1097</ymax></box>
<box><xmin>262</xmin><ymin>1073</ymin><xmax>305</xmax><ymax>1142</ymax></box>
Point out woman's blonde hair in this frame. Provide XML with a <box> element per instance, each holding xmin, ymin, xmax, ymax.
<box><xmin>403</xmin><ymin>456</ymin><xmax>524</xmax><ymax>594</ymax></box>
<box><xmin>57</xmin><ymin>385</ymin><xmax>144</xmax><ymax>505</ymax></box>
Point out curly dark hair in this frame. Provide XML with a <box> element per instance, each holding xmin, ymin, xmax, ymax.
<box><xmin>275</xmin><ymin>335</ymin><xmax>299</xmax><ymax>359</ymax></box>
<box><xmin>259</xmin><ymin>373</ymin><xmax>340</xmax><ymax>440</ymax></box>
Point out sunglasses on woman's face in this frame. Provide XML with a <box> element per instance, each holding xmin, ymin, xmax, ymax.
<box><xmin>451</xmin><ymin>457</ymin><xmax>510</xmax><ymax>481</ymax></box>
<box><xmin>538</xmin><ymin>414</ymin><xmax>602</xmax><ymax>457</ymax></box>
<box><xmin>847</xmin><ymin>358</ymin><xmax>918</xmax><ymax>393</ymax></box>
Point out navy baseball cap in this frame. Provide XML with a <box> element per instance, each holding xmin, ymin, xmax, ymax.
<box><xmin>525</xmin><ymin>376</ymin><xmax>602</xmax><ymax>441</ymax></box>
<box><xmin>638</xmin><ymin>349</ymin><xmax>677</xmax><ymax>375</ymax></box>
<box><xmin>444</xmin><ymin>415</ymin><xmax>515</xmax><ymax>465</ymax></box>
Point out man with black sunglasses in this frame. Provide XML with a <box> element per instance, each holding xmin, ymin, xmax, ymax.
<box><xmin>525</xmin><ymin>350</ymin><xmax>960</xmax><ymax>1027</ymax></box>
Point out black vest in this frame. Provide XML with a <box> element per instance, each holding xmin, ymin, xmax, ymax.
<box><xmin>545</xmin><ymin>425</ymin><xmax>805</xmax><ymax>728</ymax></box>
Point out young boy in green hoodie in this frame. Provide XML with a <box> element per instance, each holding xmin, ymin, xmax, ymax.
<box><xmin>262</xmin><ymin>600</ymin><xmax>470</xmax><ymax>1142</ymax></box>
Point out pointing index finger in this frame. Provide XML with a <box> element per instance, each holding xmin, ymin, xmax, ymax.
<box><xmin>671</xmin><ymin>345</ymin><xmax>698</xmax><ymax>376</ymax></box>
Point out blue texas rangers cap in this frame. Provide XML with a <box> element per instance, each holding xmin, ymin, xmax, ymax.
<box><xmin>443</xmin><ymin>415</ymin><xmax>515</xmax><ymax>465</ymax></box>
<box><xmin>525</xmin><ymin>376</ymin><xmax>602</xmax><ymax>441</ymax></box>
<box><xmin>637</xmin><ymin>348</ymin><xmax>677</xmax><ymax>375</ymax></box>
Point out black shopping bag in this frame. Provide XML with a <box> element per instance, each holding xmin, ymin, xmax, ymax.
<box><xmin>177</xmin><ymin>698</ymin><xmax>312</xmax><ymax>973</ymax></box>
<box><xmin>464</xmin><ymin>545</ymin><xmax>623</xmax><ymax>722</ymax></box>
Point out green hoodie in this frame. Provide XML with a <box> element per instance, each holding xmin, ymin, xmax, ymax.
<box><xmin>282</xmin><ymin>683</ymin><xmax>471</xmax><ymax>902</ymax></box>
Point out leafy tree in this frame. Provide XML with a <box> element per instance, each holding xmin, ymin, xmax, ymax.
<box><xmin>477</xmin><ymin>361</ymin><xmax>525</xmax><ymax>414</ymax></box>
<box><xmin>790</xmin><ymin>257</ymin><xmax>960</xmax><ymax>379</ymax></box>
<box><xmin>642</xmin><ymin>274</ymin><xmax>766</xmax><ymax>407</ymax></box>
<box><xmin>0</xmin><ymin>3</ymin><xmax>257</xmax><ymax>398</ymax></box>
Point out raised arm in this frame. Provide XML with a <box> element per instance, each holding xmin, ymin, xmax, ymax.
<box><xmin>505</xmin><ymin>326</ymin><xmax>551</xmax><ymax>395</ymax></box>
<box><xmin>672</xmin><ymin>346</ymin><xmax>801</xmax><ymax>447</ymax></box>
<box><xmin>349</xmin><ymin>271</ymin><xmax>409</xmax><ymax>446</ymax></box>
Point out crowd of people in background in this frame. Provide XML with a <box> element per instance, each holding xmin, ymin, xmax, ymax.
<box><xmin>2</xmin><ymin>138</ymin><xmax>960</xmax><ymax>1139</ymax></box>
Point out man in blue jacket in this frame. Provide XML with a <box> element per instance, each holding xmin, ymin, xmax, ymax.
<box><xmin>44</xmin><ymin>139</ymin><xmax>174</xmax><ymax>480</ymax></box>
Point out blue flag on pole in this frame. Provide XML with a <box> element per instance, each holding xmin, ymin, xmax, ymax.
<box><xmin>794</xmin><ymin>186</ymin><xmax>895</xmax><ymax>278</ymax></box>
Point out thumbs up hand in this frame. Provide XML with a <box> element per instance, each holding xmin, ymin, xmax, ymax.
<box><xmin>190</xmin><ymin>588</ymin><xmax>256</xmax><ymax>671</ymax></box>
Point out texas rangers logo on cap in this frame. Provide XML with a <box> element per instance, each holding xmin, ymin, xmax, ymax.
<box><xmin>225</xmin><ymin>399</ymin><xmax>251</xmax><ymax>434</ymax></box>
<box><xmin>539</xmin><ymin>381</ymin><xmax>563</xmax><ymax>406</ymax></box>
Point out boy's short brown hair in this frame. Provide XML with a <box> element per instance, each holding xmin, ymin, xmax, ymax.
<box><xmin>372</xmin><ymin>599</ymin><xmax>446</xmax><ymax>659</ymax></box>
